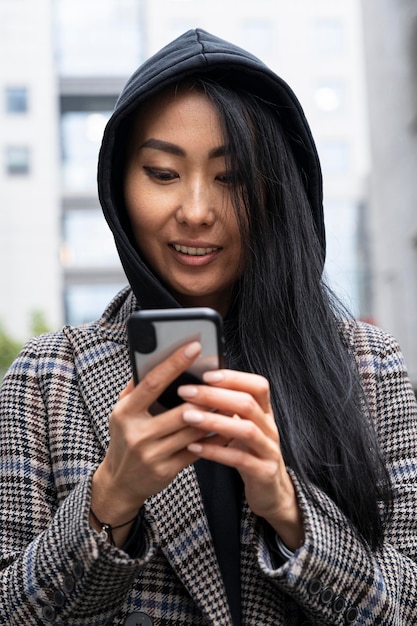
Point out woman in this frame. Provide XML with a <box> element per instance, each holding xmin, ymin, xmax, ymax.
<box><xmin>1</xmin><ymin>29</ymin><xmax>416</xmax><ymax>625</ymax></box>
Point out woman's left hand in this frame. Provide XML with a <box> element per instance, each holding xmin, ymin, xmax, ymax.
<box><xmin>177</xmin><ymin>370</ymin><xmax>304</xmax><ymax>552</ymax></box>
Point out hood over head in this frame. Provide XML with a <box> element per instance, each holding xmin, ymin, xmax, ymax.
<box><xmin>98</xmin><ymin>28</ymin><xmax>324</xmax><ymax>310</ymax></box>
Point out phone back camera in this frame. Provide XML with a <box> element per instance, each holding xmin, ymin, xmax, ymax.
<box><xmin>136</xmin><ymin>321</ymin><xmax>156</xmax><ymax>354</ymax></box>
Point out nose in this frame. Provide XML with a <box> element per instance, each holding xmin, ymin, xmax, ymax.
<box><xmin>175</xmin><ymin>179</ymin><xmax>215</xmax><ymax>226</ymax></box>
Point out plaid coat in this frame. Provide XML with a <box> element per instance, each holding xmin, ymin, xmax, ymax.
<box><xmin>1</xmin><ymin>288</ymin><xmax>417</xmax><ymax>625</ymax></box>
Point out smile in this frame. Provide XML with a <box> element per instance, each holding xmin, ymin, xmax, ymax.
<box><xmin>173</xmin><ymin>244</ymin><xmax>218</xmax><ymax>256</ymax></box>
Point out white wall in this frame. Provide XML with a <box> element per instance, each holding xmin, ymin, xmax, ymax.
<box><xmin>0</xmin><ymin>0</ymin><xmax>62</xmax><ymax>340</ymax></box>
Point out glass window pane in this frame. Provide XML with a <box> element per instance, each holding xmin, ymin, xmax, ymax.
<box><xmin>55</xmin><ymin>0</ymin><xmax>142</xmax><ymax>76</ymax></box>
<box><xmin>62</xmin><ymin>209</ymin><xmax>120</xmax><ymax>268</ymax></box>
<box><xmin>61</xmin><ymin>111</ymin><xmax>111</xmax><ymax>193</ymax></box>
<box><xmin>65</xmin><ymin>283</ymin><xmax>125</xmax><ymax>325</ymax></box>
<box><xmin>324</xmin><ymin>199</ymin><xmax>359</xmax><ymax>315</ymax></box>
<box><xmin>5</xmin><ymin>87</ymin><xmax>28</xmax><ymax>113</ymax></box>
<box><xmin>5</xmin><ymin>146</ymin><xmax>30</xmax><ymax>175</ymax></box>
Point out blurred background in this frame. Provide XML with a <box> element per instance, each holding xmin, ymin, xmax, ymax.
<box><xmin>1</xmin><ymin>0</ymin><xmax>416</xmax><ymax>389</ymax></box>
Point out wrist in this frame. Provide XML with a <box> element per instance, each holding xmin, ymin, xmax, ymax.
<box><xmin>263</xmin><ymin>483</ymin><xmax>304</xmax><ymax>552</ymax></box>
<box><xmin>275</xmin><ymin>534</ymin><xmax>295</xmax><ymax>559</ymax></box>
<box><xmin>90</xmin><ymin>463</ymin><xmax>144</xmax><ymax>545</ymax></box>
<box><xmin>89</xmin><ymin>507</ymin><xmax>139</xmax><ymax>546</ymax></box>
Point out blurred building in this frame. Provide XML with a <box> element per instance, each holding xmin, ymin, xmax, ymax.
<box><xmin>361</xmin><ymin>0</ymin><xmax>417</xmax><ymax>388</ymax></box>
<box><xmin>0</xmin><ymin>0</ymin><xmax>61</xmax><ymax>337</ymax></box>
<box><xmin>54</xmin><ymin>0</ymin><xmax>140</xmax><ymax>325</ymax></box>
<box><xmin>1</xmin><ymin>0</ymin><xmax>369</xmax><ymax>341</ymax></box>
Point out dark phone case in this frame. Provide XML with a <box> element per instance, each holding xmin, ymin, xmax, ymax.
<box><xmin>127</xmin><ymin>308</ymin><xmax>224</xmax><ymax>410</ymax></box>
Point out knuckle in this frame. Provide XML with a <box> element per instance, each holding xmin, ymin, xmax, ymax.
<box><xmin>139</xmin><ymin>349</ymin><xmax>186</xmax><ymax>394</ymax></box>
<box><xmin>137</xmin><ymin>445</ymin><xmax>156</xmax><ymax>467</ymax></box>
<box><xmin>265</xmin><ymin>461</ymin><xmax>279</xmax><ymax>482</ymax></box>
<box><xmin>240</xmin><ymin>393</ymin><xmax>257</xmax><ymax>415</ymax></box>
<box><xmin>245</xmin><ymin>421</ymin><xmax>258</xmax><ymax>438</ymax></box>
<box><xmin>239</xmin><ymin>454</ymin><xmax>254</xmax><ymax>472</ymax></box>
<box><xmin>153</xmin><ymin>464</ymin><xmax>171</xmax><ymax>483</ymax></box>
<box><xmin>109</xmin><ymin>405</ymin><xmax>124</xmax><ymax>426</ymax></box>
<box><xmin>141</xmin><ymin>369</ymin><xmax>164</xmax><ymax>393</ymax></box>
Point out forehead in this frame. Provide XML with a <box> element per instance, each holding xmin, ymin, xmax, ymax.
<box><xmin>130</xmin><ymin>86</ymin><xmax>222</xmax><ymax>141</ymax></box>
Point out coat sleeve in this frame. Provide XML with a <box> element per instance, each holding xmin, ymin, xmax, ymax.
<box><xmin>0</xmin><ymin>335</ymin><xmax>157</xmax><ymax>625</ymax></box>
<box><xmin>255</xmin><ymin>324</ymin><xmax>417</xmax><ymax>624</ymax></box>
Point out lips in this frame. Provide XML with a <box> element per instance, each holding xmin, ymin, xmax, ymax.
<box><xmin>172</xmin><ymin>244</ymin><xmax>218</xmax><ymax>256</ymax></box>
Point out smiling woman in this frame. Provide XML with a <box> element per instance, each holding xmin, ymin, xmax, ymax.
<box><xmin>1</xmin><ymin>28</ymin><xmax>417</xmax><ymax>626</ymax></box>
<box><xmin>124</xmin><ymin>87</ymin><xmax>243</xmax><ymax>316</ymax></box>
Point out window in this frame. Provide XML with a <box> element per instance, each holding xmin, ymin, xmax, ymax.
<box><xmin>61</xmin><ymin>111</ymin><xmax>111</xmax><ymax>192</ymax></box>
<box><xmin>55</xmin><ymin>0</ymin><xmax>142</xmax><ymax>76</ymax></box>
<box><xmin>5</xmin><ymin>87</ymin><xmax>28</xmax><ymax>113</ymax></box>
<box><xmin>324</xmin><ymin>199</ymin><xmax>360</xmax><ymax>315</ymax></box>
<box><xmin>64</xmin><ymin>283</ymin><xmax>125</xmax><ymax>325</ymax></box>
<box><xmin>62</xmin><ymin>209</ymin><xmax>120</xmax><ymax>268</ymax></box>
<box><xmin>5</xmin><ymin>146</ymin><xmax>30</xmax><ymax>175</ymax></box>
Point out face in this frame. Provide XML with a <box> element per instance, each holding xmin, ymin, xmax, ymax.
<box><xmin>124</xmin><ymin>88</ymin><xmax>243</xmax><ymax>316</ymax></box>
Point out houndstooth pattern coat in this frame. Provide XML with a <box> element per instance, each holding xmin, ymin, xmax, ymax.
<box><xmin>1</xmin><ymin>288</ymin><xmax>417</xmax><ymax>625</ymax></box>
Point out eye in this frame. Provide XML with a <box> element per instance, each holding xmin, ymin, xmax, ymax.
<box><xmin>143</xmin><ymin>166</ymin><xmax>179</xmax><ymax>182</ymax></box>
<box><xmin>215</xmin><ymin>172</ymin><xmax>239</xmax><ymax>185</ymax></box>
<box><xmin>215</xmin><ymin>173</ymin><xmax>234</xmax><ymax>184</ymax></box>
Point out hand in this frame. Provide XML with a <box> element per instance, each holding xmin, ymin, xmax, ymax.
<box><xmin>177</xmin><ymin>370</ymin><xmax>304</xmax><ymax>551</ymax></box>
<box><xmin>90</xmin><ymin>341</ymin><xmax>229</xmax><ymax>545</ymax></box>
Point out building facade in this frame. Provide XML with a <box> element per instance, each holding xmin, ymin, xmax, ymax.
<box><xmin>1</xmin><ymin>0</ymin><xmax>370</xmax><ymax>346</ymax></box>
<box><xmin>361</xmin><ymin>0</ymin><xmax>417</xmax><ymax>388</ymax></box>
<box><xmin>0</xmin><ymin>0</ymin><xmax>61</xmax><ymax>339</ymax></box>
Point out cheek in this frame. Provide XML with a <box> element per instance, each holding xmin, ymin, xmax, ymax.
<box><xmin>125</xmin><ymin>179</ymin><xmax>160</xmax><ymax>232</ymax></box>
<box><xmin>129</xmin><ymin>209</ymin><xmax>159</xmax><ymax>246</ymax></box>
<box><xmin>226</xmin><ymin>210</ymin><xmax>243</xmax><ymax>249</ymax></box>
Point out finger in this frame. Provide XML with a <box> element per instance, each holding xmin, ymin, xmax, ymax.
<box><xmin>187</xmin><ymin>439</ymin><xmax>264</xmax><ymax>471</ymax></box>
<box><xmin>177</xmin><ymin>384</ymin><xmax>276</xmax><ymax>437</ymax></box>
<box><xmin>202</xmin><ymin>369</ymin><xmax>271</xmax><ymax>413</ymax></box>
<box><xmin>182</xmin><ymin>409</ymin><xmax>277</xmax><ymax>456</ymax></box>
<box><xmin>155</xmin><ymin>428</ymin><xmax>231</xmax><ymax>458</ymax></box>
<box><xmin>126</xmin><ymin>341</ymin><xmax>202</xmax><ymax>412</ymax></box>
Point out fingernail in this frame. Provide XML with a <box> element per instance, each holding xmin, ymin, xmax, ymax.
<box><xmin>203</xmin><ymin>370</ymin><xmax>224</xmax><ymax>383</ymax></box>
<box><xmin>188</xmin><ymin>442</ymin><xmax>203</xmax><ymax>454</ymax></box>
<box><xmin>183</xmin><ymin>409</ymin><xmax>204</xmax><ymax>424</ymax></box>
<box><xmin>177</xmin><ymin>385</ymin><xmax>198</xmax><ymax>398</ymax></box>
<box><xmin>184</xmin><ymin>341</ymin><xmax>201</xmax><ymax>359</ymax></box>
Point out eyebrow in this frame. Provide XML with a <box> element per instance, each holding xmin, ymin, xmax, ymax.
<box><xmin>139</xmin><ymin>138</ymin><xmax>228</xmax><ymax>159</ymax></box>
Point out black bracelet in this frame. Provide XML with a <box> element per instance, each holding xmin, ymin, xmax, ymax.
<box><xmin>90</xmin><ymin>508</ymin><xmax>138</xmax><ymax>546</ymax></box>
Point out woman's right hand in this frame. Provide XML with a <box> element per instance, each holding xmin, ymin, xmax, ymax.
<box><xmin>90</xmin><ymin>340</ymin><xmax>215</xmax><ymax>545</ymax></box>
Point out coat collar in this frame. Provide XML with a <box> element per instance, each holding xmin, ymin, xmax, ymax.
<box><xmin>63</xmin><ymin>287</ymin><xmax>136</xmax><ymax>452</ymax></box>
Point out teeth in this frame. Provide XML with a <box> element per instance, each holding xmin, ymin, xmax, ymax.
<box><xmin>173</xmin><ymin>244</ymin><xmax>216</xmax><ymax>256</ymax></box>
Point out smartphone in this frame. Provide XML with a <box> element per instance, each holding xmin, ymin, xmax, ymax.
<box><xmin>127</xmin><ymin>307</ymin><xmax>225</xmax><ymax>410</ymax></box>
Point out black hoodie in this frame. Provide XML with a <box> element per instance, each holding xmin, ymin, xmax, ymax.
<box><xmin>97</xmin><ymin>28</ymin><xmax>324</xmax><ymax>310</ymax></box>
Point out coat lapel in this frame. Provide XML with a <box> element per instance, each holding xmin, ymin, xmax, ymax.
<box><xmin>148</xmin><ymin>465</ymin><xmax>233</xmax><ymax>625</ymax></box>
<box><xmin>63</xmin><ymin>291</ymin><xmax>135</xmax><ymax>452</ymax></box>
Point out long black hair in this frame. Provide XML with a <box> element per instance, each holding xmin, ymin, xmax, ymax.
<box><xmin>187</xmin><ymin>77</ymin><xmax>392</xmax><ymax>550</ymax></box>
